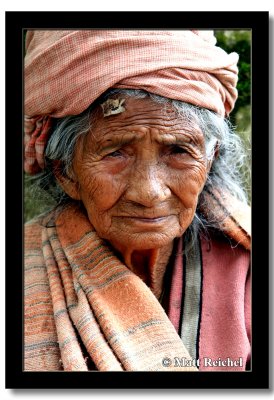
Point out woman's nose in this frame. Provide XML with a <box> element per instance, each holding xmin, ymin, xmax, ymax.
<box><xmin>124</xmin><ymin>164</ymin><xmax>171</xmax><ymax>207</ymax></box>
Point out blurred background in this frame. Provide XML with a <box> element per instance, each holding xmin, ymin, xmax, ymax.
<box><xmin>24</xmin><ymin>30</ymin><xmax>251</xmax><ymax>222</ymax></box>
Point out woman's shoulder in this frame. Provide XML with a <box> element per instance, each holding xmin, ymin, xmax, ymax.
<box><xmin>200</xmin><ymin>191</ymin><xmax>251</xmax><ymax>251</ymax></box>
<box><xmin>25</xmin><ymin>216</ymin><xmax>43</xmax><ymax>249</ymax></box>
<box><xmin>201</xmin><ymin>228</ymin><xmax>250</xmax><ymax>274</ymax></box>
<box><xmin>25</xmin><ymin>208</ymin><xmax>57</xmax><ymax>234</ymax></box>
<box><xmin>25</xmin><ymin>208</ymin><xmax>56</xmax><ymax>252</ymax></box>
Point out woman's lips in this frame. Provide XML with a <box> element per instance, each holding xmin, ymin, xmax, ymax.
<box><xmin>128</xmin><ymin>216</ymin><xmax>167</xmax><ymax>223</ymax></box>
<box><xmin>117</xmin><ymin>215</ymin><xmax>173</xmax><ymax>224</ymax></box>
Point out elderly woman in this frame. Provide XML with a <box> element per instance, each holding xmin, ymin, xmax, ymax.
<box><xmin>24</xmin><ymin>30</ymin><xmax>251</xmax><ymax>372</ymax></box>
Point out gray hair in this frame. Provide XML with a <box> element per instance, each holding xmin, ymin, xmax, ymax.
<box><xmin>27</xmin><ymin>89</ymin><xmax>250</xmax><ymax>246</ymax></box>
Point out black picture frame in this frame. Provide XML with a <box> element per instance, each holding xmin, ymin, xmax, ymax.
<box><xmin>6</xmin><ymin>10</ymin><xmax>269</xmax><ymax>390</ymax></box>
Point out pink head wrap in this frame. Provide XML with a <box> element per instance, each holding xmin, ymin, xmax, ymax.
<box><xmin>24</xmin><ymin>30</ymin><xmax>239</xmax><ymax>174</ymax></box>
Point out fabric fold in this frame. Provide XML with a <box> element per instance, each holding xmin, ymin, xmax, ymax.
<box><xmin>24</xmin><ymin>198</ymin><xmax>250</xmax><ymax>371</ymax></box>
<box><xmin>166</xmin><ymin>225</ymin><xmax>251</xmax><ymax>371</ymax></box>
<box><xmin>41</xmin><ymin>205</ymin><xmax>197</xmax><ymax>371</ymax></box>
<box><xmin>42</xmin><ymin>226</ymin><xmax>88</xmax><ymax>371</ymax></box>
<box><xmin>25</xmin><ymin>30</ymin><xmax>238</xmax><ymax>119</ymax></box>
<box><xmin>200</xmin><ymin>189</ymin><xmax>251</xmax><ymax>250</ymax></box>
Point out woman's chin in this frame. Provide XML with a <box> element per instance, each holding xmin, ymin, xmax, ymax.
<box><xmin>107</xmin><ymin>230</ymin><xmax>180</xmax><ymax>251</ymax></box>
<box><xmin>93</xmin><ymin>215</ymin><xmax>185</xmax><ymax>251</ymax></box>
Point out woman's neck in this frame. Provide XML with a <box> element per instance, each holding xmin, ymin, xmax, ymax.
<box><xmin>112</xmin><ymin>242</ymin><xmax>174</xmax><ymax>299</ymax></box>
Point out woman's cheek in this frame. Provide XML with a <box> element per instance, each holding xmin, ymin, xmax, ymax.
<box><xmin>171</xmin><ymin>164</ymin><xmax>206</xmax><ymax>201</ymax></box>
<box><xmin>102</xmin><ymin>157</ymin><xmax>130</xmax><ymax>175</ymax></box>
<box><xmin>176</xmin><ymin>168</ymin><xmax>207</xmax><ymax>230</ymax></box>
<box><xmin>79</xmin><ymin>171</ymin><xmax>125</xmax><ymax>213</ymax></box>
<box><xmin>178</xmin><ymin>208</ymin><xmax>197</xmax><ymax>233</ymax></box>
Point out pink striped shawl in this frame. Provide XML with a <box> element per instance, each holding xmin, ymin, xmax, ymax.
<box><xmin>24</xmin><ymin>199</ymin><xmax>250</xmax><ymax>371</ymax></box>
<box><xmin>25</xmin><ymin>205</ymin><xmax>196</xmax><ymax>371</ymax></box>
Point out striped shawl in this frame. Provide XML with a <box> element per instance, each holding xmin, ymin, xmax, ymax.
<box><xmin>24</xmin><ymin>197</ymin><xmax>250</xmax><ymax>371</ymax></box>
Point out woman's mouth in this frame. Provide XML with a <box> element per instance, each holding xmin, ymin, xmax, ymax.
<box><xmin>116</xmin><ymin>215</ymin><xmax>174</xmax><ymax>226</ymax></box>
<box><xmin>128</xmin><ymin>216</ymin><xmax>168</xmax><ymax>223</ymax></box>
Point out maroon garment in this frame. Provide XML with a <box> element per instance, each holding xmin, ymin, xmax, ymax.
<box><xmin>167</xmin><ymin>233</ymin><xmax>251</xmax><ymax>371</ymax></box>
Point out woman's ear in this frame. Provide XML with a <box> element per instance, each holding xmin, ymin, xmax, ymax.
<box><xmin>206</xmin><ymin>141</ymin><xmax>219</xmax><ymax>173</ymax></box>
<box><xmin>53</xmin><ymin>161</ymin><xmax>81</xmax><ymax>200</ymax></box>
<box><xmin>214</xmin><ymin>141</ymin><xmax>220</xmax><ymax>159</ymax></box>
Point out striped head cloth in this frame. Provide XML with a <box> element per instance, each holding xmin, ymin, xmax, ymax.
<box><xmin>24</xmin><ymin>30</ymin><xmax>239</xmax><ymax>174</ymax></box>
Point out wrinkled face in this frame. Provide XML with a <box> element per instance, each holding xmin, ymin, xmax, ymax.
<box><xmin>69</xmin><ymin>97</ymin><xmax>210</xmax><ymax>251</ymax></box>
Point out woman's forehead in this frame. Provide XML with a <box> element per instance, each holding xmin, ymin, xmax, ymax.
<box><xmin>99</xmin><ymin>96</ymin><xmax>175</xmax><ymax>119</ymax></box>
<box><xmin>90</xmin><ymin>96</ymin><xmax>202</xmax><ymax>140</ymax></box>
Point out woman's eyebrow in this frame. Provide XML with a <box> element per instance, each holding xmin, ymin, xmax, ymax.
<box><xmin>156</xmin><ymin>132</ymin><xmax>201</xmax><ymax>146</ymax></box>
<box><xmin>95</xmin><ymin>130</ymin><xmax>202</xmax><ymax>151</ymax></box>
<box><xmin>96</xmin><ymin>133</ymin><xmax>142</xmax><ymax>151</ymax></box>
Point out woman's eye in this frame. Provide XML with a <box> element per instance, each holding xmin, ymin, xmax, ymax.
<box><xmin>106</xmin><ymin>150</ymin><xmax>123</xmax><ymax>158</ymax></box>
<box><xmin>170</xmin><ymin>145</ymin><xmax>187</xmax><ymax>155</ymax></box>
